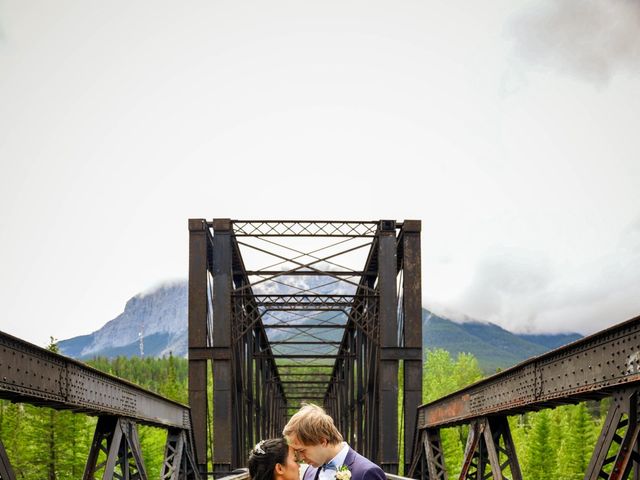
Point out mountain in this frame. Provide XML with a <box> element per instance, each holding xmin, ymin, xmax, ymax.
<box><xmin>58</xmin><ymin>280</ymin><xmax>582</xmax><ymax>372</ymax></box>
<box><xmin>422</xmin><ymin>311</ymin><xmax>582</xmax><ymax>373</ymax></box>
<box><xmin>58</xmin><ymin>282</ymin><xmax>188</xmax><ymax>359</ymax></box>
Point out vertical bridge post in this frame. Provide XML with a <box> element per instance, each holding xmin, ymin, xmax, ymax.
<box><xmin>188</xmin><ymin>219</ymin><xmax>209</xmax><ymax>474</ymax></box>
<box><xmin>402</xmin><ymin>220</ymin><xmax>423</xmax><ymax>474</ymax></box>
<box><xmin>212</xmin><ymin>219</ymin><xmax>234</xmax><ymax>475</ymax></box>
<box><xmin>378</xmin><ymin>219</ymin><xmax>399</xmax><ymax>473</ymax></box>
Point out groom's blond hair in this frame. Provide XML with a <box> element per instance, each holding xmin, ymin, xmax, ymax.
<box><xmin>283</xmin><ymin>403</ymin><xmax>343</xmax><ymax>446</ymax></box>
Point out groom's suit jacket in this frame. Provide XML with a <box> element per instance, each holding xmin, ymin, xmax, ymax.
<box><xmin>302</xmin><ymin>447</ymin><xmax>386</xmax><ymax>480</ymax></box>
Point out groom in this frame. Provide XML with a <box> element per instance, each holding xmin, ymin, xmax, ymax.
<box><xmin>283</xmin><ymin>404</ymin><xmax>385</xmax><ymax>480</ymax></box>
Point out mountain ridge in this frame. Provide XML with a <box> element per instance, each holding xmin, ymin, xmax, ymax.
<box><xmin>58</xmin><ymin>280</ymin><xmax>582</xmax><ymax>372</ymax></box>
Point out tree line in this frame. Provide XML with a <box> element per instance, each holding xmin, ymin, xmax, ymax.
<box><xmin>0</xmin><ymin>346</ymin><xmax>606</xmax><ymax>479</ymax></box>
<box><xmin>423</xmin><ymin>349</ymin><xmax>605</xmax><ymax>480</ymax></box>
<box><xmin>0</xmin><ymin>343</ymin><xmax>187</xmax><ymax>479</ymax></box>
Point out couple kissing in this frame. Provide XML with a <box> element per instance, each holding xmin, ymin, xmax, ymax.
<box><xmin>248</xmin><ymin>404</ymin><xmax>385</xmax><ymax>480</ymax></box>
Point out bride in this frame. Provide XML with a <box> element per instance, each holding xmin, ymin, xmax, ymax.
<box><xmin>248</xmin><ymin>438</ymin><xmax>301</xmax><ymax>480</ymax></box>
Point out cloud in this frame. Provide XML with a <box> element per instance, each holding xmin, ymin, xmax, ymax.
<box><xmin>509</xmin><ymin>0</ymin><xmax>640</xmax><ymax>84</ymax></box>
<box><xmin>447</xmin><ymin>214</ymin><xmax>640</xmax><ymax>334</ymax></box>
<box><xmin>136</xmin><ymin>278</ymin><xmax>186</xmax><ymax>299</ymax></box>
<box><xmin>449</xmin><ymin>247</ymin><xmax>555</xmax><ymax>329</ymax></box>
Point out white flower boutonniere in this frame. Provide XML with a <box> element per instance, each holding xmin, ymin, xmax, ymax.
<box><xmin>335</xmin><ymin>466</ymin><xmax>351</xmax><ymax>480</ymax></box>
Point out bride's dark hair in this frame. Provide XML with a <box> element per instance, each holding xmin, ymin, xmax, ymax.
<box><xmin>248</xmin><ymin>438</ymin><xmax>289</xmax><ymax>480</ymax></box>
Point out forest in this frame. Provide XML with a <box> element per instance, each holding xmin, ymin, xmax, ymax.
<box><xmin>0</xmin><ymin>347</ymin><xmax>604</xmax><ymax>479</ymax></box>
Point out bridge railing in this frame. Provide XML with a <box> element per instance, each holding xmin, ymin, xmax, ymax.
<box><xmin>216</xmin><ymin>466</ymin><xmax>422</xmax><ymax>480</ymax></box>
<box><xmin>0</xmin><ymin>330</ymin><xmax>201</xmax><ymax>480</ymax></box>
<box><xmin>408</xmin><ymin>314</ymin><xmax>640</xmax><ymax>480</ymax></box>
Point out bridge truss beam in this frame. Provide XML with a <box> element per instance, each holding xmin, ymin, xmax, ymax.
<box><xmin>188</xmin><ymin>219</ymin><xmax>422</xmax><ymax>476</ymax></box>
<box><xmin>0</xmin><ymin>330</ymin><xmax>200</xmax><ymax>480</ymax></box>
<box><xmin>83</xmin><ymin>416</ymin><xmax>148</xmax><ymax>480</ymax></box>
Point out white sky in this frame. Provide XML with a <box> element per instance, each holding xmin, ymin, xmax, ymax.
<box><xmin>1</xmin><ymin>0</ymin><xmax>639</xmax><ymax>347</ymax></box>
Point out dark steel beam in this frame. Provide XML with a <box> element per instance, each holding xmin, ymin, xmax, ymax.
<box><xmin>457</xmin><ymin>416</ymin><xmax>522</xmax><ymax>480</ymax></box>
<box><xmin>0</xmin><ymin>330</ymin><xmax>190</xmax><ymax>429</ymax></box>
<box><xmin>276</xmin><ymin>381</ymin><xmax>333</xmax><ymax>384</ymax></box>
<box><xmin>419</xmin><ymin>314</ymin><xmax>640</xmax><ymax>429</ymax></box>
<box><xmin>285</xmin><ymin>396</ymin><xmax>326</xmax><ymax>400</ymax></box>
<box><xmin>378</xmin><ymin>219</ymin><xmax>399</xmax><ymax>474</ymax></box>
<box><xmin>401</xmin><ymin>220</ymin><xmax>423</xmax><ymax>473</ymax></box>
<box><xmin>408</xmin><ymin>429</ymin><xmax>447</xmax><ymax>480</ymax></box>
<box><xmin>244</xmin><ymin>271</ymin><xmax>365</xmax><ymax>277</ymax></box>
<box><xmin>82</xmin><ymin>416</ymin><xmax>148</xmax><ymax>480</ymax></box>
<box><xmin>253</xmin><ymin>294</ymin><xmax>373</xmax><ymax>301</ymax></box>
<box><xmin>233</xmin><ymin>241</ymin><xmax>375</xmax><ymax>294</ymax></box>
<box><xmin>212</xmin><ymin>219</ymin><xmax>234</xmax><ymax>473</ymax></box>
<box><xmin>228</xmin><ymin>221</ymin><xmax>381</xmax><ymax>237</ymax></box>
<box><xmin>584</xmin><ymin>387</ymin><xmax>640</xmax><ymax>480</ymax></box>
<box><xmin>161</xmin><ymin>428</ymin><xmax>201</xmax><ymax>480</ymax></box>
<box><xmin>263</xmin><ymin>325</ymin><xmax>347</xmax><ymax>329</ymax></box>
<box><xmin>277</xmin><ymin>365</ymin><xmax>334</xmax><ymax>368</ymax></box>
<box><xmin>255</xmin><ymin>354</ymin><xmax>354</xmax><ymax>359</ymax></box>
<box><xmin>188</xmin><ymin>218</ymin><xmax>209</xmax><ymax>469</ymax></box>
<box><xmin>251</xmin><ymin>294</ymin><xmax>377</xmax><ymax>310</ymax></box>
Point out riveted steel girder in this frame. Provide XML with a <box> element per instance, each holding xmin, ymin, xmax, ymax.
<box><xmin>419</xmin><ymin>314</ymin><xmax>640</xmax><ymax>429</ymax></box>
<box><xmin>0</xmin><ymin>331</ymin><xmax>191</xmax><ymax>429</ymax></box>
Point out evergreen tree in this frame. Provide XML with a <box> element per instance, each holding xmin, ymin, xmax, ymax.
<box><xmin>555</xmin><ymin>407</ymin><xmax>572</xmax><ymax>480</ymax></box>
<box><xmin>523</xmin><ymin>410</ymin><xmax>556</xmax><ymax>480</ymax></box>
<box><xmin>508</xmin><ymin>415</ymin><xmax>527</xmax><ymax>474</ymax></box>
<box><xmin>0</xmin><ymin>401</ymin><xmax>27</xmax><ymax>477</ymax></box>
<box><xmin>160</xmin><ymin>352</ymin><xmax>186</xmax><ymax>403</ymax></box>
<box><xmin>559</xmin><ymin>402</ymin><xmax>597</xmax><ymax>479</ymax></box>
<box><xmin>542</xmin><ymin>407</ymin><xmax>564</xmax><ymax>478</ymax></box>
<box><xmin>138</xmin><ymin>425</ymin><xmax>167</xmax><ymax>477</ymax></box>
<box><xmin>422</xmin><ymin>349</ymin><xmax>483</xmax><ymax>477</ymax></box>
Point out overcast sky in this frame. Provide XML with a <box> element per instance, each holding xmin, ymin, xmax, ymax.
<box><xmin>1</xmin><ymin>0</ymin><xmax>639</xmax><ymax>347</ymax></box>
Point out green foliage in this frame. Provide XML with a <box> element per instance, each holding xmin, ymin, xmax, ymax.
<box><xmin>422</xmin><ymin>349</ymin><xmax>483</xmax><ymax>404</ymax></box>
<box><xmin>422</xmin><ymin>349</ymin><xmax>483</xmax><ymax>476</ymax></box>
<box><xmin>523</xmin><ymin>409</ymin><xmax>555</xmax><ymax>480</ymax></box>
<box><xmin>0</xmin><ymin>354</ymin><xmax>188</xmax><ymax>479</ymax></box>
<box><xmin>0</xmin><ymin>343</ymin><xmax>609</xmax><ymax>479</ymax></box>
<box><xmin>422</xmin><ymin>349</ymin><xmax>604</xmax><ymax>479</ymax></box>
<box><xmin>139</xmin><ymin>425</ymin><xmax>168</xmax><ymax>477</ymax></box>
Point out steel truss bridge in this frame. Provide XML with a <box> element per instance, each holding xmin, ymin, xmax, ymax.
<box><xmin>1</xmin><ymin>218</ymin><xmax>640</xmax><ymax>480</ymax></box>
<box><xmin>187</xmin><ymin>219</ymin><xmax>423</xmax><ymax>476</ymax></box>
